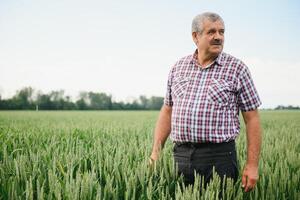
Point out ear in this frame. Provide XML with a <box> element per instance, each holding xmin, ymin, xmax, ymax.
<box><xmin>192</xmin><ymin>32</ymin><xmax>198</xmax><ymax>44</ymax></box>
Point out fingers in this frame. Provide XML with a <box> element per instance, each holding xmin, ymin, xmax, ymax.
<box><xmin>244</xmin><ymin>180</ymin><xmax>251</xmax><ymax>192</ymax></box>
<box><xmin>242</xmin><ymin>165</ymin><xmax>259</xmax><ymax>192</ymax></box>
<box><xmin>243</xmin><ymin>175</ymin><xmax>257</xmax><ymax>192</ymax></box>
<box><xmin>148</xmin><ymin>157</ymin><xmax>155</xmax><ymax>165</ymax></box>
<box><xmin>242</xmin><ymin>172</ymin><xmax>247</xmax><ymax>189</ymax></box>
<box><xmin>148</xmin><ymin>156</ymin><xmax>158</xmax><ymax>168</ymax></box>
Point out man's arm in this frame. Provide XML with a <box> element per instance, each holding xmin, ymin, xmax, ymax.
<box><xmin>241</xmin><ymin>109</ymin><xmax>262</xmax><ymax>192</ymax></box>
<box><xmin>150</xmin><ymin>105</ymin><xmax>172</xmax><ymax>162</ymax></box>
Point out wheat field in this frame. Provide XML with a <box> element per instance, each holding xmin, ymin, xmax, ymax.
<box><xmin>0</xmin><ymin>111</ymin><xmax>299</xmax><ymax>199</ymax></box>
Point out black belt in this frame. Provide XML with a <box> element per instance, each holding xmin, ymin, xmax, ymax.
<box><xmin>174</xmin><ymin>140</ymin><xmax>235</xmax><ymax>148</ymax></box>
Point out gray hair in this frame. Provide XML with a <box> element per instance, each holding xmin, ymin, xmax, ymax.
<box><xmin>191</xmin><ymin>12</ymin><xmax>224</xmax><ymax>34</ymax></box>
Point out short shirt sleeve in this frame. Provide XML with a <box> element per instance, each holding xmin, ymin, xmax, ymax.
<box><xmin>164</xmin><ymin>67</ymin><xmax>174</xmax><ymax>106</ymax></box>
<box><xmin>237</xmin><ymin>67</ymin><xmax>262</xmax><ymax>112</ymax></box>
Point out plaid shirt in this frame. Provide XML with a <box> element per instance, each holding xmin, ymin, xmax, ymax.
<box><xmin>164</xmin><ymin>51</ymin><xmax>261</xmax><ymax>143</ymax></box>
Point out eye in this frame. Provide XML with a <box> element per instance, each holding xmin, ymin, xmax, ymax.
<box><xmin>207</xmin><ymin>30</ymin><xmax>214</xmax><ymax>35</ymax></box>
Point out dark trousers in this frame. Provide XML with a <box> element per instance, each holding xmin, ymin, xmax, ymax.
<box><xmin>173</xmin><ymin>140</ymin><xmax>239</xmax><ymax>188</ymax></box>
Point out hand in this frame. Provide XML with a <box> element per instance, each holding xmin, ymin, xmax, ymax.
<box><xmin>148</xmin><ymin>153</ymin><xmax>158</xmax><ymax>166</ymax></box>
<box><xmin>148</xmin><ymin>157</ymin><xmax>155</xmax><ymax>166</ymax></box>
<box><xmin>242</xmin><ymin>164</ymin><xmax>259</xmax><ymax>192</ymax></box>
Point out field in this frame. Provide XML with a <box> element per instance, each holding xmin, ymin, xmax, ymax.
<box><xmin>0</xmin><ymin>111</ymin><xmax>299</xmax><ymax>199</ymax></box>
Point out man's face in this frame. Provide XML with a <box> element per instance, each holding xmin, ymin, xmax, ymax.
<box><xmin>193</xmin><ymin>19</ymin><xmax>225</xmax><ymax>56</ymax></box>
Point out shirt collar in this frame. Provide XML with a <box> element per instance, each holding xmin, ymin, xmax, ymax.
<box><xmin>192</xmin><ymin>49</ymin><xmax>224</xmax><ymax>68</ymax></box>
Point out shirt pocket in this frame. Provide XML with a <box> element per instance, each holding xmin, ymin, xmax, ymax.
<box><xmin>171</xmin><ymin>77</ymin><xmax>190</xmax><ymax>99</ymax></box>
<box><xmin>208</xmin><ymin>79</ymin><xmax>233</xmax><ymax>105</ymax></box>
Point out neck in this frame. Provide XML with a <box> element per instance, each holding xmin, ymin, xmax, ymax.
<box><xmin>197</xmin><ymin>50</ymin><xmax>218</xmax><ymax>67</ymax></box>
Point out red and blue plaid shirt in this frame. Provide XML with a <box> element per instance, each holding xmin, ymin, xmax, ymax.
<box><xmin>164</xmin><ymin>51</ymin><xmax>261</xmax><ymax>143</ymax></box>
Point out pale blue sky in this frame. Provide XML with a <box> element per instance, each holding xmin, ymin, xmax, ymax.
<box><xmin>0</xmin><ymin>0</ymin><xmax>299</xmax><ymax>108</ymax></box>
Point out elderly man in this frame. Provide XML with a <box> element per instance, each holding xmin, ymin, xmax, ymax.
<box><xmin>150</xmin><ymin>12</ymin><xmax>262</xmax><ymax>193</ymax></box>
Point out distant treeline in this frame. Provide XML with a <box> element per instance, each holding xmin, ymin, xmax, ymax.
<box><xmin>1</xmin><ymin>87</ymin><xmax>299</xmax><ymax>111</ymax></box>
<box><xmin>274</xmin><ymin>105</ymin><xmax>300</xmax><ymax>110</ymax></box>
<box><xmin>0</xmin><ymin>87</ymin><xmax>164</xmax><ymax>110</ymax></box>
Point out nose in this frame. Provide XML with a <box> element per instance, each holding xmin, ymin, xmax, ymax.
<box><xmin>213</xmin><ymin>31</ymin><xmax>223</xmax><ymax>40</ymax></box>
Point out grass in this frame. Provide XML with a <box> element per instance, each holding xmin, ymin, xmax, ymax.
<box><xmin>0</xmin><ymin>110</ymin><xmax>299</xmax><ymax>199</ymax></box>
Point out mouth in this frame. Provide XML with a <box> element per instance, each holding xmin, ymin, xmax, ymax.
<box><xmin>211</xmin><ymin>44</ymin><xmax>222</xmax><ymax>48</ymax></box>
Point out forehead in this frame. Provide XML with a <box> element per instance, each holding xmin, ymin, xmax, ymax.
<box><xmin>202</xmin><ymin>19</ymin><xmax>224</xmax><ymax>30</ymax></box>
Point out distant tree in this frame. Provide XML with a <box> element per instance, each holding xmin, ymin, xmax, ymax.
<box><xmin>139</xmin><ymin>95</ymin><xmax>148</xmax><ymax>109</ymax></box>
<box><xmin>129</xmin><ymin>100</ymin><xmax>140</xmax><ymax>110</ymax></box>
<box><xmin>48</xmin><ymin>90</ymin><xmax>64</xmax><ymax>109</ymax></box>
<box><xmin>76</xmin><ymin>92</ymin><xmax>89</xmax><ymax>110</ymax></box>
<box><xmin>63</xmin><ymin>96</ymin><xmax>76</xmax><ymax>110</ymax></box>
<box><xmin>88</xmin><ymin>92</ymin><xmax>112</xmax><ymax>110</ymax></box>
<box><xmin>0</xmin><ymin>99</ymin><xmax>12</xmax><ymax>110</ymax></box>
<box><xmin>111</xmin><ymin>102</ymin><xmax>125</xmax><ymax>110</ymax></box>
<box><xmin>37</xmin><ymin>93</ymin><xmax>53</xmax><ymax>110</ymax></box>
<box><xmin>148</xmin><ymin>96</ymin><xmax>164</xmax><ymax>110</ymax></box>
<box><xmin>76</xmin><ymin>99</ymin><xmax>88</xmax><ymax>110</ymax></box>
<box><xmin>12</xmin><ymin>87</ymin><xmax>35</xmax><ymax>109</ymax></box>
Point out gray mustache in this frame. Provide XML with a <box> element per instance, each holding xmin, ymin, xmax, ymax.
<box><xmin>211</xmin><ymin>41</ymin><xmax>222</xmax><ymax>45</ymax></box>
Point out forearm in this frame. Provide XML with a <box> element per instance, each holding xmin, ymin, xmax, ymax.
<box><xmin>244</xmin><ymin>112</ymin><xmax>262</xmax><ymax>167</ymax></box>
<box><xmin>150</xmin><ymin>105</ymin><xmax>172</xmax><ymax>159</ymax></box>
<box><xmin>241</xmin><ymin>110</ymin><xmax>262</xmax><ymax>191</ymax></box>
